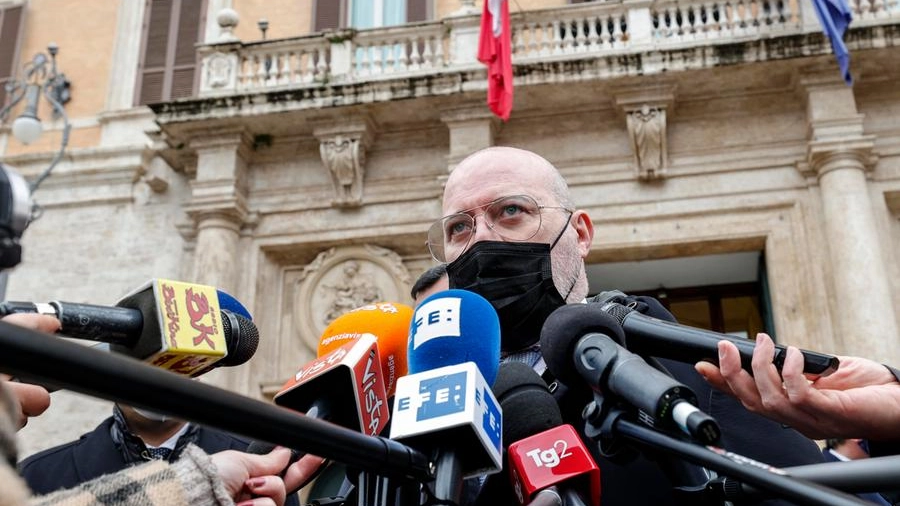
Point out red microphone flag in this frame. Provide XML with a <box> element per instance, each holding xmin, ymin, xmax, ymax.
<box><xmin>477</xmin><ymin>0</ymin><xmax>513</xmax><ymax>121</ymax></box>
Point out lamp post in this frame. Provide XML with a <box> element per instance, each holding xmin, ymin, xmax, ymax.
<box><xmin>0</xmin><ymin>43</ymin><xmax>72</xmax><ymax>298</ymax></box>
<box><xmin>2</xmin><ymin>43</ymin><xmax>72</xmax><ymax>191</ymax></box>
<box><xmin>258</xmin><ymin>19</ymin><xmax>272</xmax><ymax>79</ymax></box>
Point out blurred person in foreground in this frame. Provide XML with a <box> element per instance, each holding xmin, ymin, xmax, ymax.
<box><xmin>13</xmin><ymin>317</ymin><xmax>282</xmax><ymax>499</ymax></box>
<box><xmin>431</xmin><ymin>146</ymin><xmax>826</xmax><ymax>505</ymax></box>
<box><xmin>820</xmin><ymin>438</ymin><xmax>893</xmax><ymax>505</ymax></box>
<box><xmin>0</xmin><ymin>313</ymin><xmax>324</xmax><ymax>506</ymax></box>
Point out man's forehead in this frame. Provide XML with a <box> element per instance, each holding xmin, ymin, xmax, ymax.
<box><xmin>443</xmin><ymin>160</ymin><xmax>552</xmax><ymax>212</ymax></box>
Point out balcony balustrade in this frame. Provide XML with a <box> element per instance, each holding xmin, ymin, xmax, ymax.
<box><xmin>196</xmin><ymin>0</ymin><xmax>898</xmax><ymax>98</ymax></box>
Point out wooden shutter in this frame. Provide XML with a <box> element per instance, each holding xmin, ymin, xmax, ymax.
<box><xmin>0</xmin><ymin>5</ymin><xmax>25</xmax><ymax>108</ymax></box>
<box><xmin>407</xmin><ymin>0</ymin><xmax>428</xmax><ymax>22</ymax></box>
<box><xmin>136</xmin><ymin>0</ymin><xmax>204</xmax><ymax>105</ymax></box>
<box><xmin>170</xmin><ymin>0</ymin><xmax>203</xmax><ymax>99</ymax></box>
<box><xmin>137</xmin><ymin>0</ymin><xmax>171</xmax><ymax>104</ymax></box>
<box><xmin>314</xmin><ymin>0</ymin><xmax>344</xmax><ymax>31</ymax></box>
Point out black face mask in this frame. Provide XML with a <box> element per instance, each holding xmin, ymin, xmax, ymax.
<box><xmin>447</xmin><ymin>240</ymin><xmax>569</xmax><ymax>352</ymax></box>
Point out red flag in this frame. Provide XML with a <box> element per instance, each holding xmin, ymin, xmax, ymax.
<box><xmin>477</xmin><ymin>0</ymin><xmax>513</xmax><ymax>121</ymax></box>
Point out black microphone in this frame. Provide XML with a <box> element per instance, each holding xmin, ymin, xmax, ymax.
<box><xmin>475</xmin><ymin>362</ymin><xmax>565</xmax><ymax>506</ymax></box>
<box><xmin>713</xmin><ymin>455</ymin><xmax>900</xmax><ymax>502</ymax></box>
<box><xmin>594</xmin><ymin>291</ymin><xmax>839</xmax><ymax>377</ymax></box>
<box><xmin>0</xmin><ymin>162</ymin><xmax>33</xmax><ymax>270</ymax></box>
<box><xmin>498</xmin><ymin>362</ymin><xmax>600</xmax><ymax>506</ymax></box>
<box><xmin>0</xmin><ymin>280</ymin><xmax>259</xmax><ymax>376</ymax></box>
<box><xmin>541</xmin><ymin>304</ymin><xmax>721</xmax><ymax>445</ymax></box>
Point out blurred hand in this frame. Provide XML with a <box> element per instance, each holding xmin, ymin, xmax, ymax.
<box><xmin>1</xmin><ymin>379</ymin><xmax>50</xmax><ymax>429</ymax></box>
<box><xmin>212</xmin><ymin>447</ymin><xmax>325</xmax><ymax>506</ymax></box>
<box><xmin>1</xmin><ymin>313</ymin><xmax>60</xmax><ymax>429</ymax></box>
<box><xmin>696</xmin><ymin>333</ymin><xmax>900</xmax><ymax>440</ymax></box>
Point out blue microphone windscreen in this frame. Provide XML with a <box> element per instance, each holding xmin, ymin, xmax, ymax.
<box><xmin>217</xmin><ymin>290</ymin><xmax>252</xmax><ymax>321</ymax></box>
<box><xmin>408</xmin><ymin>289</ymin><xmax>501</xmax><ymax>385</ymax></box>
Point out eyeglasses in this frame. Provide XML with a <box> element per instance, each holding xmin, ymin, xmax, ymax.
<box><xmin>427</xmin><ymin>194</ymin><xmax>573</xmax><ymax>262</ymax></box>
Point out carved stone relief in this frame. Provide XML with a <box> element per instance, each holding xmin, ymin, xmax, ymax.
<box><xmin>613</xmin><ymin>84</ymin><xmax>675</xmax><ymax>182</ymax></box>
<box><xmin>626</xmin><ymin>104</ymin><xmax>667</xmax><ymax>180</ymax></box>
<box><xmin>204</xmin><ymin>52</ymin><xmax>237</xmax><ymax>90</ymax></box>
<box><xmin>319</xmin><ymin>135</ymin><xmax>366</xmax><ymax>207</ymax></box>
<box><xmin>292</xmin><ymin>245</ymin><xmax>412</xmax><ymax>353</ymax></box>
<box><xmin>312</xmin><ymin>114</ymin><xmax>376</xmax><ymax>208</ymax></box>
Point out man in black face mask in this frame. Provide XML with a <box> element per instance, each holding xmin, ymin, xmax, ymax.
<box><xmin>428</xmin><ymin>146</ymin><xmax>826</xmax><ymax>506</ymax></box>
<box><xmin>428</xmin><ymin>148</ymin><xmax>594</xmax><ymax>356</ymax></box>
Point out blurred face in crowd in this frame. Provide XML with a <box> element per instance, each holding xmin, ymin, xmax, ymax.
<box><xmin>413</xmin><ymin>274</ymin><xmax>449</xmax><ymax>307</ymax></box>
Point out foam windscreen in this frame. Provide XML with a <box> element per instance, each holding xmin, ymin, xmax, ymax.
<box><xmin>408</xmin><ymin>289</ymin><xmax>501</xmax><ymax>386</ymax></box>
<box><xmin>540</xmin><ymin>303</ymin><xmax>626</xmax><ymax>388</ymax></box>
<box><xmin>317</xmin><ymin>302</ymin><xmax>413</xmax><ymax>397</ymax></box>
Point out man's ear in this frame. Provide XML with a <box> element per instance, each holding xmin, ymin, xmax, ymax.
<box><xmin>571</xmin><ymin>210</ymin><xmax>594</xmax><ymax>258</ymax></box>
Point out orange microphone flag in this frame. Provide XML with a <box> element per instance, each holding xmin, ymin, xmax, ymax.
<box><xmin>477</xmin><ymin>0</ymin><xmax>513</xmax><ymax>121</ymax></box>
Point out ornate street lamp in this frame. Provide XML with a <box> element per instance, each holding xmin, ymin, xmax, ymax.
<box><xmin>0</xmin><ymin>43</ymin><xmax>72</xmax><ymax>296</ymax></box>
<box><xmin>2</xmin><ymin>42</ymin><xmax>72</xmax><ymax>191</ymax></box>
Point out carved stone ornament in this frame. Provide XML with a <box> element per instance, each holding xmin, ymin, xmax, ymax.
<box><xmin>319</xmin><ymin>134</ymin><xmax>367</xmax><ymax>207</ymax></box>
<box><xmin>626</xmin><ymin>104</ymin><xmax>668</xmax><ymax>180</ymax></box>
<box><xmin>205</xmin><ymin>52</ymin><xmax>236</xmax><ymax>89</ymax></box>
<box><xmin>293</xmin><ymin>245</ymin><xmax>412</xmax><ymax>352</ymax></box>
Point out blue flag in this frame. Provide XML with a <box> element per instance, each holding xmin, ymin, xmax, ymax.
<box><xmin>811</xmin><ymin>0</ymin><xmax>853</xmax><ymax>85</ymax></box>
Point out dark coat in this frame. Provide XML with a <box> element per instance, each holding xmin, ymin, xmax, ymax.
<box><xmin>476</xmin><ymin>294</ymin><xmax>828</xmax><ymax>506</ymax></box>
<box><xmin>18</xmin><ymin>417</ymin><xmax>249</xmax><ymax>495</ymax></box>
<box><xmin>821</xmin><ymin>449</ymin><xmax>892</xmax><ymax>506</ymax></box>
<box><xmin>560</xmin><ymin>294</ymin><xmax>827</xmax><ymax>506</ymax></box>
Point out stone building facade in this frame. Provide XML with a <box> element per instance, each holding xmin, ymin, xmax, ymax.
<box><xmin>4</xmin><ymin>0</ymin><xmax>900</xmax><ymax>461</ymax></box>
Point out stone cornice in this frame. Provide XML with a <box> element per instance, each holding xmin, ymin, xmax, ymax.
<box><xmin>884</xmin><ymin>190</ymin><xmax>900</xmax><ymax>218</ymax></box>
<box><xmin>800</xmin><ymin>136</ymin><xmax>878</xmax><ymax>180</ymax></box>
<box><xmin>182</xmin><ymin>193</ymin><xmax>251</xmax><ymax>228</ymax></box>
<box><xmin>4</xmin><ymin>145</ymin><xmax>146</xmax><ymax>208</ymax></box>
<box><xmin>150</xmin><ymin>26</ymin><xmax>900</xmax><ymax>125</ymax></box>
<box><xmin>188</xmin><ymin>128</ymin><xmax>255</xmax><ymax>161</ymax></box>
<box><xmin>439</xmin><ymin>105</ymin><xmax>500</xmax><ymax>125</ymax></box>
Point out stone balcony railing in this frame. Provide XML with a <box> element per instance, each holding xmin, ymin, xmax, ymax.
<box><xmin>198</xmin><ymin>0</ymin><xmax>898</xmax><ymax>97</ymax></box>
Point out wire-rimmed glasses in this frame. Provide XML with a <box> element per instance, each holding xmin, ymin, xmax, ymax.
<box><xmin>426</xmin><ymin>194</ymin><xmax>573</xmax><ymax>262</ymax></box>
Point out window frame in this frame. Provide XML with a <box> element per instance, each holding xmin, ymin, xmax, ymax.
<box><xmin>134</xmin><ymin>0</ymin><xmax>207</xmax><ymax>106</ymax></box>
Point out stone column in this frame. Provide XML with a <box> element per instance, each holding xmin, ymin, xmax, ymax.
<box><xmin>798</xmin><ymin>72</ymin><xmax>898</xmax><ymax>360</ymax></box>
<box><xmin>184</xmin><ymin>130</ymin><xmax>252</xmax><ymax>296</ymax></box>
<box><xmin>440</xmin><ymin>106</ymin><xmax>498</xmax><ymax>173</ymax></box>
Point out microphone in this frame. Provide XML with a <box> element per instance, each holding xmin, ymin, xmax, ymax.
<box><xmin>508</xmin><ymin>424</ymin><xmax>601</xmax><ymax>506</ymax></box>
<box><xmin>541</xmin><ymin>304</ymin><xmax>721</xmax><ymax>445</ymax></box>
<box><xmin>390</xmin><ymin>289</ymin><xmax>503</xmax><ymax>504</ymax></box>
<box><xmin>492</xmin><ymin>362</ymin><xmax>563</xmax><ymax>444</ymax></box>
<box><xmin>0</xmin><ymin>280</ymin><xmax>259</xmax><ymax>376</ymax></box>
<box><xmin>475</xmin><ymin>362</ymin><xmax>573</xmax><ymax>506</ymax></box>
<box><xmin>275</xmin><ymin>333</ymin><xmax>390</xmax><ymax>436</ymax></box>
<box><xmin>594</xmin><ymin>292</ymin><xmax>839</xmax><ymax>377</ymax></box>
<box><xmin>490</xmin><ymin>362</ymin><xmax>600</xmax><ymax>506</ymax></box>
<box><xmin>267</xmin><ymin>306</ymin><xmax>407</xmax><ymax>498</ymax></box>
<box><xmin>0</xmin><ymin>162</ymin><xmax>32</xmax><ymax>270</ymax></box>
<box><xmin>317</xmin><ymin>301</ymin><xmax>413</xmax><ymax>397</ymax></box>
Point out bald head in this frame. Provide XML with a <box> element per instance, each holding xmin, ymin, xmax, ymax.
<box><xmin>444</xmin><ymin>147</ymin><xmax>572</xmax><ymax>214</ymax></box>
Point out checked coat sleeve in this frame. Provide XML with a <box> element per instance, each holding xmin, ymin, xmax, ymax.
<box><xmin>29</xmin><ymin>445</ymin><xmax>233</xmax><ymax>506</ymax></box>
